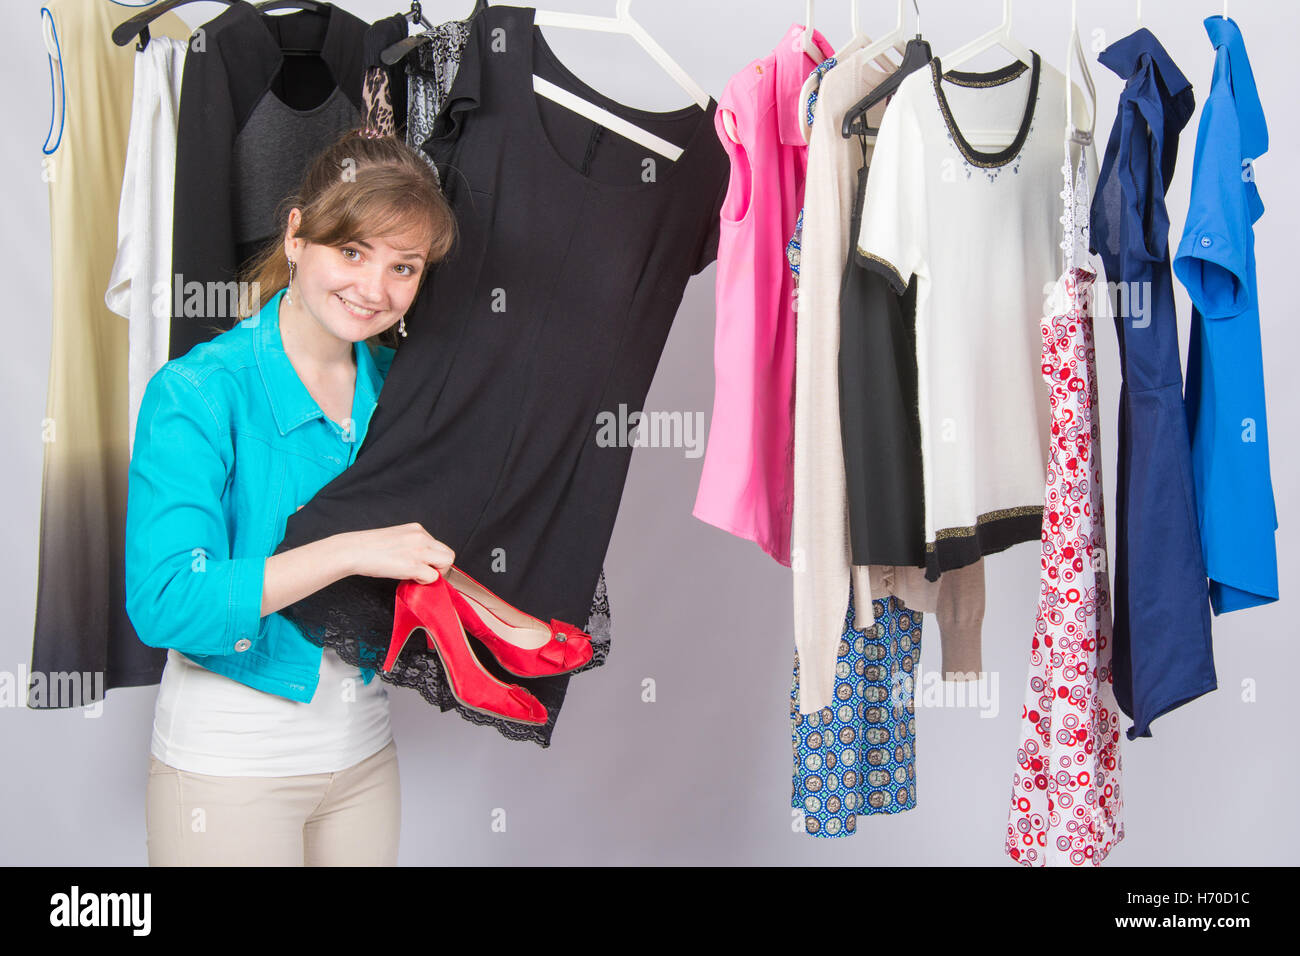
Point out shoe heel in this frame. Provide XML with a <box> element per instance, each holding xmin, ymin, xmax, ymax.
<box><xmin>383</xmin><ymin>596</ymin><xmax>423</xmax><ymax>673</ymax></box>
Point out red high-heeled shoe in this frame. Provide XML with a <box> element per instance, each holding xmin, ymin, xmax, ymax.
<box><xmin>383</xmin><ymin>576</ymin><xmax>548</xmax><ymax>726</ymax></box>
<box><xmin>443</xmin><ymin>566</ymin><xmax>594</xmax><ymax>678</ymax></box>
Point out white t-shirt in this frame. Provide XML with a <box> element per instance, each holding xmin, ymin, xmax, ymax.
<box><xmin>150</xmin><ymin>646</ymin><xmax>393</xmax><ymax>776</ymax></box>
<box><xmin>855</xmin><ymin>52</ymin><xmax>1083</xmax><ymax>578</ymax></box>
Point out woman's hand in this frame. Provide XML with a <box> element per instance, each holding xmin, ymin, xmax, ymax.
<box><xmin>340</xmin><ymin>523</ymin><xmax>455</xmax><ymax>584</ymax></box>
<box><xmin>260</xmin><ymin>524</ymin><xmax>453</xmax><ymax>619</ymax></box>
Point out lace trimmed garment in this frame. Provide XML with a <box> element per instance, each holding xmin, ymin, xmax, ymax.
<box><xmin>267</xmin><ymin>5</ymin><xmax>727</xmax><ymax>748</ymax></box>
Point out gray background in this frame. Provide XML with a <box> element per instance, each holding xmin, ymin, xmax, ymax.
<box><xmin>2</xmin><ymin>0</ymin><xmax>1296</xmax><ymax>865</ymax></box>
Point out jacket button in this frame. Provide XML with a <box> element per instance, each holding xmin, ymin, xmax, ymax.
<box><xmin>1201</xmin><ymin>236</ymin><xmax>1213</xmax><ymax>248</ymax></box>
<box><xmin>234</xmin><ymin>639</ymin><xmax>252</xmax><ymax>652</ymax></box>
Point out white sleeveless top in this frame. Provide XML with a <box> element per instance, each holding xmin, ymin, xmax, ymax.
<box><xmin>150</xmin><ymin>647</ymin><xmax>393</xmax><ymax>776</ymax></box>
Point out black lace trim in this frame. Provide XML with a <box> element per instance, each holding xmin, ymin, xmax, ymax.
<box><xmin>280</xmin><ymin>569</ymin><xmax>612</xmax><ymax>749</ymax></box>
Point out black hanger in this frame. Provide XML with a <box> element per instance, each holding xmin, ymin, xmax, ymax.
<box><xmin>256</xmin><ymin>1</ymin><xmax>327</xmax><ymax>12</ymax></box>
<box><xmin>406</xmin><ymin>1</ymin><xmax>435</xmax><ymax>31</ymax></box>
<box><xmin>841</xmin><ymin>35</ymin><xmax>932</xmax><ymax>139</ymax></box>
<box><xmin>382</xmin><ymin>0</ymin><xmax>486</xmax><ymax>66</ymax></box>
<box><xmin>257</xmin><ymin>0</ymin><xmax>331</xmax><ymax>57</ymax></box>
<box><xmin>111</xmin><ymin>0</ymin><xmax>237</xmax><ymax>51</ymax></box>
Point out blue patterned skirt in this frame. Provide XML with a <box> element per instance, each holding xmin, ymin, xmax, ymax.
<box><xmin>791</xmin><ymin>585</ymin><xmax>923</xmax><ymax>836</ymax></box>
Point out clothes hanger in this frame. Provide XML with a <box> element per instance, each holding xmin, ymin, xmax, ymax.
<box><xmin>937</xmin><ymin>0</ymin><xmax>1045</xmax><ymax>149</ymax></box>
<box><xmin>255</xmin><ymin>1</ymin><xmax>332</xmax><ymax>57</ymax></box>
<box><xmin>111</xmin><ymin>0</ymin><xmax>237</xmax><ymax>50</ymax></box>
<box><xmin>42</xmin><ymin>5</ymin><xmax>65</xmax><ymax>155</ymax></box>
<box><xmin>848</xmin><ymin>0</ymin><xmax>910</xmax><ymax>61</ymax></box>
<box><xmin>832</xmin><ymin>1</ymin><xmax>908</xmax><ymax>73</ymax></box>
<box><xmin>796</xmin><ymin>0</ymin><xmax>906</xmax><ymax>144</ymax></box>
<box><xmin>256</xmin><ymin>0</ymin><xmax>327</xmax><ymax>12</ymax></box>
<box><xmin>532</xmin><ymin>1</ymin><xmax>709</xmax><ymax>108</ymax></box>
<box><xmin>801</xmin><ymin>1</ymin><xmax>826</xmax><ymax>62</ymax></box>
<box><xmin>382</xmin><ymin>1</ymin><xmax>477</xmax><ymax>65</ymax></box>
<box><xmin>530</xmin><ymin>1</ymin><xmax>709</xmax><ymax>161</ymax></box>
<box><xmin>1059</xmin><ymin>0</ymin><xmax>1095</xmax><ymax>275</ymax></box>
<box><xmin>728</xmin><ymin>0</ymin><xmax>839</xmax><ymax>145</ymax></box>
<box><xmin>841</xmin><ymin>1</ymin><xmax>929</xmax><ymax>138</ymax></box>
<box><xmin>1066</xmin><ymin>0</ymin><xmax>1095</xmax><ymax>143</ymax></box>
<box><xmin>403</xmin><ymin>0</ymin><xmax>435</xmax><ymax>32</ymax></box>
<box><xmin>940</xmin><ymin>0</ymin><xmax>1033</xmax><ymax>70</ymax></box>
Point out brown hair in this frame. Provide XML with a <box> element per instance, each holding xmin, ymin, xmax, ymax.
<box><xmin>237</xmin><ymin>129</ymin><xmax>457</xmax><ymax>349</ymax></box>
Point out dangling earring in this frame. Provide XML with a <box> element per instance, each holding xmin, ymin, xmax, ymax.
<box><xmin>398</xmin><ymin>315</ymin><xmax>407</xmax><ymax>337</ymax></box>
<box><xmin>285</xmin><ymin>257</ymin><xmax>297</xmax><ymax>305</ymax></box>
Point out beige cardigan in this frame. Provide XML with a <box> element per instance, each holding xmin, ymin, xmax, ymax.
<box><xmin>791</xmin><ymin>48</ymin><xmax>985</xmax><ymax>715</ymax></box>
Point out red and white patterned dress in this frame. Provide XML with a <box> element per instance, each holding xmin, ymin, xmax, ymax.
<box><xmin>1006</xmin><ymin>137</ymin><xmax>1125</xmax><ymax>866</ymax></box>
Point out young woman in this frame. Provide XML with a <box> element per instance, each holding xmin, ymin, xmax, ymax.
<box><xmin>126</xmin><ymin>130</ymin><xmax>457</xmax><ymax>866</ymax></box>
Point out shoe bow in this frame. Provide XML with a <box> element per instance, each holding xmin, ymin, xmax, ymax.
<box><xmin>539</xmin><ymin>621</ymin><xmax>592</xmax><ymax>668</ymax></box>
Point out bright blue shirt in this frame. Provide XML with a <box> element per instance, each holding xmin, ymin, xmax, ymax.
<box><xmin>1174</xmin><ymin>15</ymin><xmax>1279</xmax><ymax>614</ymax></box>
<box><xmin>125</xmin><ymin>287</ymin><xmax>394</xmax><ymax>701</ymax></box>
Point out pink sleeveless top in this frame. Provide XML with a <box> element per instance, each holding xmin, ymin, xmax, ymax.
<box><xmin>694</xmin><ymin>24</ymin><xmax>833</xmax><ymax>566</ymax></box>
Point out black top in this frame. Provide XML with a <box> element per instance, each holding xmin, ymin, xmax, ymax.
<box><xmin>270</xmin><ymin>5</ymin><xmax>728</xmax><ymax>744</ymax></box>
<box><xmin>841</xmin><ymin>160</ymin><xmax>925</xmax><ymax>567</ymax></box>
<box><xmin>169</xmin><ymin>0</ymin><xmax>368</xmax><ymax>359</ymax></box>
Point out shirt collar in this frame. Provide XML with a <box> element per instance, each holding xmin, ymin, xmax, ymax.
<box><xmin>777</xmin><ymin>23</ymin><xmax>836</xmax><ymax>146</ymax></box>
<box><xmin>252</xmin><ymin>287</ymin><xmax>384</xmax><ymax>437</ymax></box>
<box><xmin>1205</xmin><ymin>15</ymin><xmax>1268</xmax><ymax>158</ymax></box>
<box><xmin>1099</xmin><ymin>27</ymin><xmax>1191</xmax><ymax>99</ymax></box>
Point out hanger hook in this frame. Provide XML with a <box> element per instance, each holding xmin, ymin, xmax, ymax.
<box><xmin>912</xmin><ymin>0</ymin><xmax>921</xmax><ymax>37</ymax></box>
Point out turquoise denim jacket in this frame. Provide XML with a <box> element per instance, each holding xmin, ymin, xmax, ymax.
<box><xmin>125</xmin><ymin>287</ymin><xmax>394</xmax><ymax>701</ymax></box>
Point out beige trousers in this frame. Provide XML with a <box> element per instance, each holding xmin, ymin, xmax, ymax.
<box><xmin>145</xmin><ymin>741</ymin><xmax>400</xmax><ymax>866</ymax></box>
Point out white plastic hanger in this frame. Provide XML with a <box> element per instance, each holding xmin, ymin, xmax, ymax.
<box><xmin>1066</xmin><ymin>0</ymin><xmax>1096</xmax><ymax>142</ymax></box>
<box><xmin>1136</xmin><ymin>0</ymin><xmax>1142</xmax><ymax>28</ymax></box>
<box><xmin>941</xmin><ymin>0</ymin><xmax>1033</xmax><ymax>69</ymax></box>
<box><xmin>796</xmin><ymin>1</ymin><xmax>911</xmax><ymax>145</ymax></box>
<box><xmin>723</xmin><ymin>1</ymin><xmax>834</xmax><ymax>144</ymax></box>
<box><xmin>532</xmin><ymin>1</ymin><xmax>709</xmax><ymax>160</ymax></box>
<box><xmin>937</xmin><ymin>0</ymin><xmax>1037</xmax><ymax>148</ymax></box>
<box><xmin>852</xmin><ymin>1</ymin><xmax>914</xmax><ymax>72</ymax></box>
<box><xmin>800</xmin><ymin>1</ymin><xmax>826</xmax><ymax>61</ymax></box>
<box><xmin>1059</xmin><ymin>0</ymin><xmax>1096</xmax><ymax>276</ymax></box>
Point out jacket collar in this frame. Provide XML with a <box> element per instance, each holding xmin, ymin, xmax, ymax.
<box><xmin>776</xmin><ymin>23</ymin><xmax>836</xmax><ymax>147</ymax></box>
<box><xmin>1099</xmin><ymin>27</ymin><xmax>1191</xmax><ymax>99</ymax></box>
<box><xmin>252</xmin><ymin>287</ymin><xmax>384</xmax><ymax>436</ymax></box>
<box><xmin>1205</xmin><ymin>15</ymin><xmax>1268</xmax><ymax>158</ymax></box>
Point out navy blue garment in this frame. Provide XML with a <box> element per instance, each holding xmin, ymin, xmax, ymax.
<box><xmin>1090</xmin><ymin>29</ymin><xmax>1215</xmax><ymax>740</ymax></box>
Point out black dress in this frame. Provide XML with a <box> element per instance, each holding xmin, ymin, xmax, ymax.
<box><xmin>270</xmin><ymin>4</ymin><xmax>728</xmax><ymax>746</ymax></box>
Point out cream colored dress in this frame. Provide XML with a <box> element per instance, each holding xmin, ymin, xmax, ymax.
<box><xmin>29</xmin><ymin>0</ymin><xmax>190</xmax><ymax>705</ymax></box>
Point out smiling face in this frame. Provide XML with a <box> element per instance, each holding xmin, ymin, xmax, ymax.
<box><xmin>282</xmin><ymin>206</ymin><xmax>430</xmax><ymax>343</ymax></box>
